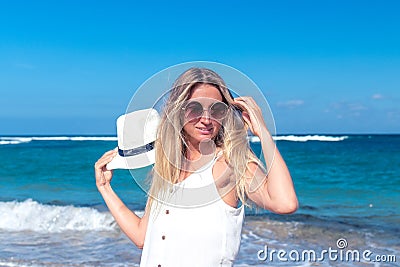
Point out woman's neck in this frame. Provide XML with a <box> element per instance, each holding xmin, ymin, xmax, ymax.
<box><xmin>185</xmin><ymin>139</ymin><xmax>216</xmax><ymax>160</ymax></box>
<box><xmin>180</xmin><ymin>139</ymin><xmax>219</xmax><ymax>175</ymax></box>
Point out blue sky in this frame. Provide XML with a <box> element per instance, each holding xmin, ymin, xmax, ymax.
<box><xmin>1</xmin><ymin>0</ymin><xmax>399</xmax><ymax>134</ymax></box>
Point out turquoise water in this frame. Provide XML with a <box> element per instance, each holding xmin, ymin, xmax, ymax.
<box><xmin>0</xmin><ymin>135</ymin><xmax>399</xmax><ymax>266</ymax></box>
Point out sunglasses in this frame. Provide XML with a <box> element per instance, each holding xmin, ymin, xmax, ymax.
<box><xmin>182</xmin><ymin>100</ymin><xmax>229</xmax><ymax>121</ymax></box>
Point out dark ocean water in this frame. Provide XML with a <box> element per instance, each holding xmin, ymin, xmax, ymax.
<box><xmin>0</xmin><ymin>135</ymin><xmax>399</xmax><ymax>266</ymax></box>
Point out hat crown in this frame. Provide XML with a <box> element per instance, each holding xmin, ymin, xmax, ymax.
<box><xmin>117</xmin><ymin>109</ymin><xmax>160</xmax><ymax>150</ymax></box>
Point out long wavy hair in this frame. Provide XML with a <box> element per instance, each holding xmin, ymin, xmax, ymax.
<box><xmin>147</xmin><ymin>68</ymin><xmax>265</xmax><ymax>209</ymax></box>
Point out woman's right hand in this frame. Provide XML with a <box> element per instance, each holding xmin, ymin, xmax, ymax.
<box><xmin>94</xmin><ymin>149</ymin><xmax>117</xmax><ymax>190</ymax></box>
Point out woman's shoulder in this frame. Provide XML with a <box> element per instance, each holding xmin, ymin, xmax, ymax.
<box><xmin>213</xmin><ymin>149</ymin><xmax>259</xmax><ymax>177</ymax></box>
<box><xmin>214</xmin><ymin>148</ymin><xmax>227</xmax><ymax>164</ymax></box>
<box><xmin>213</xmin><ymin>150</ymin><xmax>232</xmax><ymax>176</ymax></box>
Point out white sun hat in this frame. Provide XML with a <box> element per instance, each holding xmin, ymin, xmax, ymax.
<box><xmin>106</xmin><ymin>108</ymin><xmax>160</xmax><ymax>170</ymax></box>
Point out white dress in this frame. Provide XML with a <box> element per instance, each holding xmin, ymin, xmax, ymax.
<box><xmin>139</xmin><ymin>154</ymin><xmax>245</xmax><ymax>267</ymax></box>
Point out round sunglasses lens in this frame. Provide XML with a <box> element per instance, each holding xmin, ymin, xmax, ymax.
<box><xmin>185</xmin><ymin>102</ymin><xmax>203</xmax><ymax>119</ymax></box>
<box><xmin>210</xmin><ymin>102</ymin><xmax>228</xmax><ymax>119</ymax></box>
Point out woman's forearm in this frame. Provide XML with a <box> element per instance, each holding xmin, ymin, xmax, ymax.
<box><xmin>98</xmin><ymin>184</ymin><xmax>148</xmax><ymax>248</ymax></box>
<box><xmin>259</xmin><ymin>127</ymin><xmax>298</xmax><ymax>213</ymax></box>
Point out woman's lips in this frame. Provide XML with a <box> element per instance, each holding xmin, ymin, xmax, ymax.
<box><xmin>196</xmin><ymin>127</ymin><xmax>213</xmax><ymax>134</ymax></box>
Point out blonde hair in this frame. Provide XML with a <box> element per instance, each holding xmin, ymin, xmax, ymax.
<box><xmin>147</xmin><ymin>68</ymin><xmax>264</xmax><ymax>209</ymax></box>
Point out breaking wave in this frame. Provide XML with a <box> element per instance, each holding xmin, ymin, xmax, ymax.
<box><xmin>249</xmin><ymin>135</ymin><xmax>348</xmax><ymax>143</ymax></box>
<box><xmin>0</xmin><ymin>199</ymin><xmax>118</xmax><ymax>233</ymax></box>
<box><xmin>0</xmin><ymin>136</ymin><xmax>117</xmax><ymax>145</ymax></box>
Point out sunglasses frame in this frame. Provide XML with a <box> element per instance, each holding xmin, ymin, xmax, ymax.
<box><xmin>182</xmin><ymin>100</ymin><xmax>229</xmax><ymax>121</ymax></box>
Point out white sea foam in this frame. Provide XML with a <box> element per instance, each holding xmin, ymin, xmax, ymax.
<box><xmin>0</xmin><ymin>136</ymin><xmax>117</xmax><ymax>145</ymax></box>
<box><xmin>69</xmin><ymin>136</ymin><xmax>117</xmax><ymax>141</ymax></box>
<box><xmin>0</xmin><ymin>137</ymin><xmax>32</xmax><ymax>145</ymax></box>
<box><xmin>0</xmin><ymin>260</ymin><xmax>40</xmax><ymax>267</ymax></box>
<box><xmin>249</xmin><ymin>135</ymin><xmax>348</xmax><ymax>143</ymax></box>
<box><xmin>0</xmin><ymin>199</ymin><xmax>119</xmax><ymax>233</ymax></box>
<box><xmin>0</xmin><ymin>260</ymin><xmax>45</xmax><ymax>267</ymax></box>
<box><xmin>0</xmin><ymin>140</ymin><xmax>28</xmax><ymax>145</ymax></box>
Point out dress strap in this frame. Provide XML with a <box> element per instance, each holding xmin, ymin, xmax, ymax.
<box><xmin>215</xmin><ymin>150</ymin><xmax>224</xmax><ymax>160</ymax></box>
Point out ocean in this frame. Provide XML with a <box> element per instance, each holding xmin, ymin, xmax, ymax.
<box><xmin>0</xmin><ymin>135</ymin><xmax>399</xmax><ymax>266</ymax></box>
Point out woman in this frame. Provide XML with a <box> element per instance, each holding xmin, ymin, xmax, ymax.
<box><xmin>95</xmin><ymin>68</ymin><xmax>298</xmax><ymax>266</ymax></box>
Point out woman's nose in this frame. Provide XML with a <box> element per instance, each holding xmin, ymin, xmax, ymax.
<box><xmin>200</xmin><ymin>110</ymin><xmax>211</xmax><ymax>123</ymax></box>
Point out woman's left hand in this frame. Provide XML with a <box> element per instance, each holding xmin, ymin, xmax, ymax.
<box><xmin>233</xmin><ymin>97</ymin><xmax>267</xmax><ymax>137</ymax></box>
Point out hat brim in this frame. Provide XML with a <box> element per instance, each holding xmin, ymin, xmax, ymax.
<box><xmin>106</xmin><ymin>148</ymin><xmax>155</xmax><ymax>170</ymax></box>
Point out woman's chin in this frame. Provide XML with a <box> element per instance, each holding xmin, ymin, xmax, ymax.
<box><xmin>196</xmin><ymin>134</ymin><xmax>216</xmax><ymax>142</ymax></box>
<box><xmin>189</xmin><ymin>135</ymin><xmax>216</xmax><ymax>146</ymax></box>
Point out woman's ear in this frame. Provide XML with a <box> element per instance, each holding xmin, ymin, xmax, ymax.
<box><xmin>241</xmin><ymin>111</ymin><xmax>251</xmax><ymax>130</ymax></box>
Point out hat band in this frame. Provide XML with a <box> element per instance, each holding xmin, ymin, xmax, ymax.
<box><xmin>118</xmin><ymin>141</ymin><xmax>155</xmax><ymax>157</ymax></box>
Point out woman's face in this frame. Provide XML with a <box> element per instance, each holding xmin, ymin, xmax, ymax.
<box><xmin>182</xmin><ymin>84</ymin><xmax>225</xmax><ymax>146</ymax></box>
